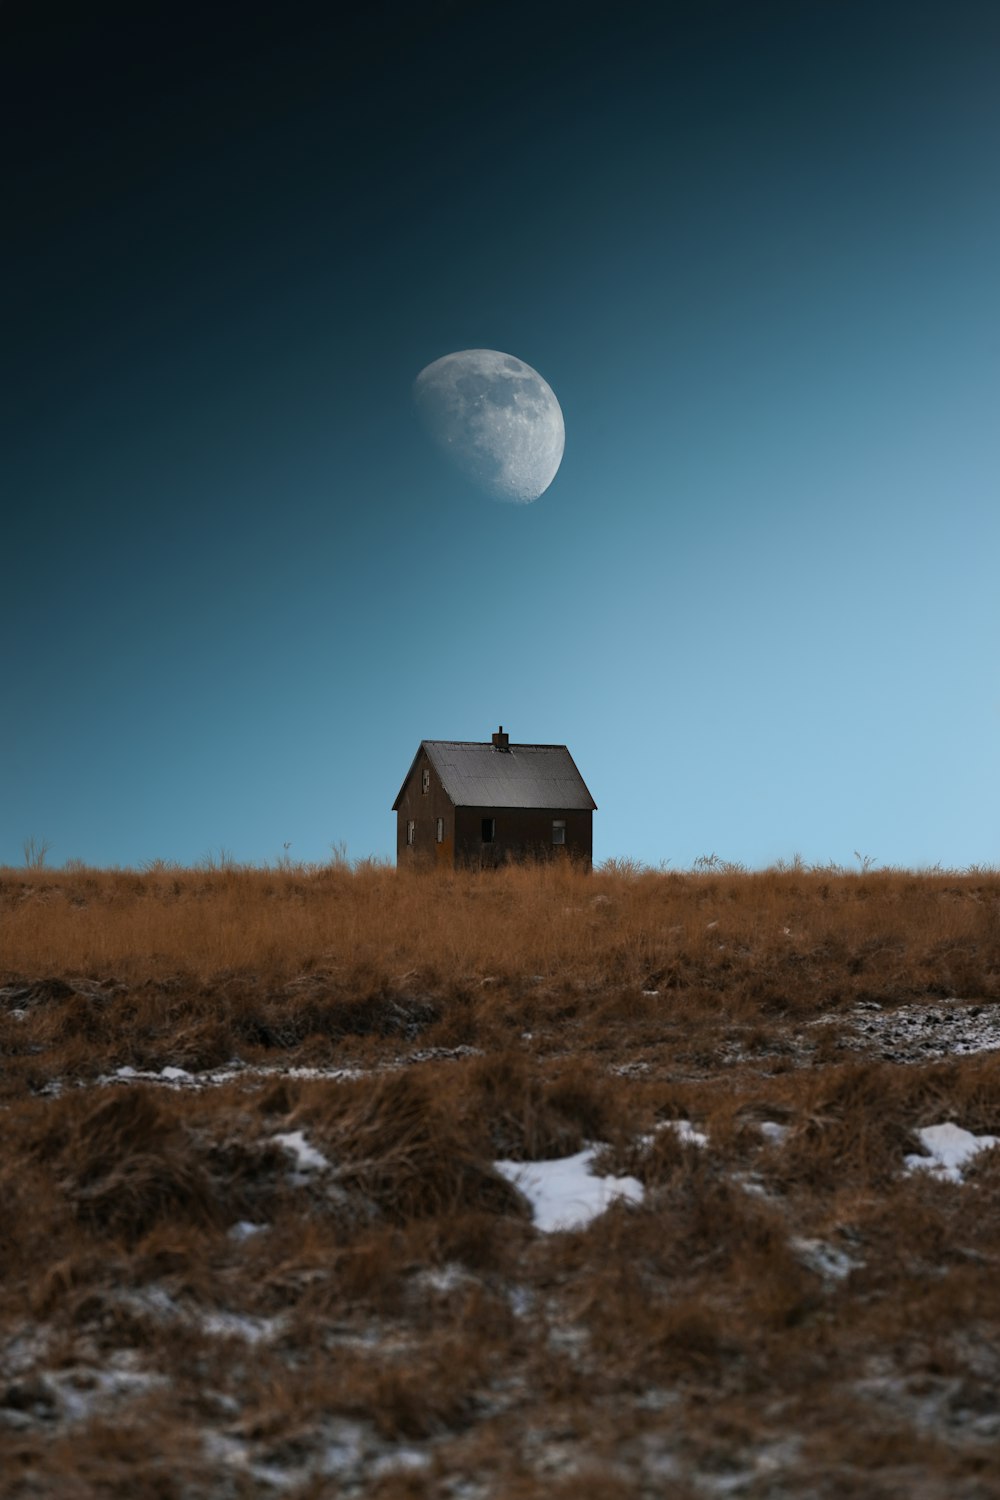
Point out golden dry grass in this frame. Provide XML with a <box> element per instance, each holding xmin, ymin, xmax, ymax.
<box><xmin>2</xmin><ymin>861</ymin><xmax>1000</xmax><ymax>1497</ymax></box>
<box><xmin>3</xmin><ymin>859</ymin><xmax>998</xmax><ymax>991</ymax></box>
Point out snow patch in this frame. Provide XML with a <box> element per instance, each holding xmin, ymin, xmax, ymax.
<box><xmin>416</xmin><ymin>1264</ymin><xmax>470</xmax><ymax>1296</ymax></box>
<box><xmin>904</xmin><ymin>1122</ymin><xmax>999</xmax><ymax>1184</ymax></box>
<box><xmin>837</xmin><ymin>1000</ymin><xmax>1000</xmax><ymax>1064</ymax></box>
<box><xmin>508</xmin><ymin>1285</ymin><xmax>535</xmax><ymax>1318</ymax></box>
<box><xmin>494</xmin><ymin>1147</ymin><xmax>643</xmax><ymax>1233</ymax></box>
<box><xmin>204</xmin><ymin>1414</ymin><xmax>414</xmax><ymax>1490</ymax></box>
<box><xmin>666</xmin><ymin>1119</ymin><xmax>709</xmax><ymax>1149</ymax></box>
<box><xmin>636</xmin><ymin>1119</ymin><xmax>708</xmax><ymax>1152</ymax></box>
<box><xmin>790</xmin><ymin>1237</ymin><xmax>860</xmax><ymax>1282</ymax></box>
<box><xmin>371</xmin><ymin>1449</ymin><xmax>431</xmax><ymax>1477</ymax></box>
<box><xmin>201</xmin><ymin>1311</ymin><xmax>282</xmax><ymax>1344</ymax></box>
<box><xmin>228</xmin><ymin>1220</ymin><xmax>268</xmax><ymax>1242</ymax></box>
<box><xmin>274</xmin><ymin>1130</ymin><xmax>330</xmax><ymax>1178</ymax></box>
<box><xmin>4</xmin><ymin>1357</ymin><xmax>168</xmax><ymax>1429</ymax></box>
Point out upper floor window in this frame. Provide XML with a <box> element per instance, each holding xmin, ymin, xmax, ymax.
<box><xmin>422</xmin><ymin>769</ymin><xmax>430</xmax><ymax>794</ymax></box>
<box><xmin>436</xmin><ymin>817</ymin><xmax>444</xmax><ymax>843</ymax></box>
<box><xmin>481</xmin><ymin>817</ymin><xmax>495</xmax><ymax>843</ymax></box>
<box><xmin>406</xmin><ymin>820</ymin><xmax>416</xmax><ymax>845</ymax></box>
<box><xmin>552</xmin><ymin>819</ymin><xmax>566</xmax><ymax>846</ymax></box>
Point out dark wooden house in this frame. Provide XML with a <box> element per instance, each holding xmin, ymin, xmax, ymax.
<box><xmin>393</xmin><ymin>727</ymin><xmax>597</xmax><ymax>869</ymax></box>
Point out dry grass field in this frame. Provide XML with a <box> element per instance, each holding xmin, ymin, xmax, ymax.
<box><xmin>2</xmin><ymin>859</ymin><xmax>1000</xmax><ymax>1498</ymax></box>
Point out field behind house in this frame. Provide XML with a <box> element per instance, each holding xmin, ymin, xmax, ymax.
<box><xmin>2</xmin><ymin>861</ymin><xmax>1000</xmax><ymax>1497</ymax></box>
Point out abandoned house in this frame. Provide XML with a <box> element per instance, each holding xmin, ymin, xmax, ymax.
<box><xmin>392</xmin><ymin>727</ymin><xmax>597</xmax><ymax>869</ymax></box>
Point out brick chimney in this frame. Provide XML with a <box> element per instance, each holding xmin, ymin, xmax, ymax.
<box><xmin>491</xmin><ymin>725</ymin><xmax>510</xmax><ymax>750</ymax></box>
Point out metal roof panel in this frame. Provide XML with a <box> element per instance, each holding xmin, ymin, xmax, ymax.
<box><xmin>421</xmin><ymin>741</ymin><xmax>596</xmax><ymax>810</ymax></box>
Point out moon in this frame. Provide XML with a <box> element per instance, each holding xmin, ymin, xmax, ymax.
<box><xmin>413</xmin><ymin>349</ymin><xmax>565</xmax><ymax>504</ymax></box>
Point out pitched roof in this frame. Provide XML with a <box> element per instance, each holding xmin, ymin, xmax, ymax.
<box><xmin>392</xmin><ymin>741</ymin><xmax>597</xmax><ymax>811</ymax></box>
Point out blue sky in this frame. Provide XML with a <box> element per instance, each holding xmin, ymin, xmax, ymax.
<box><xmin>5</xmin><ymin>0</ymin><xmax>998</xmax><ymax>870</ymax></box>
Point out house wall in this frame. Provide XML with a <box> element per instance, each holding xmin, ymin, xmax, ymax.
<box><xmin>395</xmin><ymin>748</ymin><xmax>455</xmax><ymax>867</ymax></box>
<box><xmin>453</xmin><ymin>806</ymin><xmax>592</xmax><ymax>869</ymax></box>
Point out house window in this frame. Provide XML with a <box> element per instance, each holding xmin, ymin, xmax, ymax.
<box><xmin>436</xmin><ymin>817</ymin><xmax>444</xmax><ymax>843</ymax></box>
<box><xmin>481</xmin><ymin>817</ymin><xmax>495</xmax><ymax>843</ymax></box>
<box><xmin>406</xmin><ymin>820</ymin><xmax>415</xmax><ymax>845</ymax></box>
<box><xmin>422</xmin><ymin>769</ymin><xmax>430</xmax><ymax>794</ymax></box>
<box><xmin>552</xmin><ymin>819</ymin><xmax>566</xmax><ymax>846</ymax></box>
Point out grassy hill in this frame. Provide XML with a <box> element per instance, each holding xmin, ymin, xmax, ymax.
<box><xmin>2</xmin><ymin>862</ymin><xmax>999</xmax><ymax>1497</ymax></box>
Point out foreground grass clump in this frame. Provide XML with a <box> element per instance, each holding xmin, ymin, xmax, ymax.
<box><xmin>1</xmin><ymin>862</ymin><xmax>999</xmax><ymax>1497</ymax></box>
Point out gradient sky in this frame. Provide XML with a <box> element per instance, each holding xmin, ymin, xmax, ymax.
<box><xmin>6</xmin><ymin>0</ymin><xmax>999</xmax><ymax>871</ymax></box>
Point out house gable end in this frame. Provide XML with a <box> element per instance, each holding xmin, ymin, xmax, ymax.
<box><xmin>392</xmin><ymin>743</ymin><xmax>458</xmax><ymax>811</ymax></box>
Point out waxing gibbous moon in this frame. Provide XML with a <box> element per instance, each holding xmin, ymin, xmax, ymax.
<box><xmin>413</xmin><ymin>349</ymin><xmax>565</xmax><ymax>504</ymax></box>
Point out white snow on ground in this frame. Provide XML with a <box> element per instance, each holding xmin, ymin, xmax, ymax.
<box><xmin>200</xmin><ymin>1312</ymin><xmax>282</xmax><ymax>1344</ymax></box>
<box><xmin>904</xmin><ymin>1122</ymin><xmax>999</xmax><ymax>1183</ymax></box>
<box><xmin>822</xmin><ymin>1000</ymin><xmax>1000</xmax><ymax>1064</ymax></box>
<box><xmin>371</xmin><ymin>1449</ymin><xmax>431</xmax><ymax>1478</ymax></box>
<box><xmin>204</xmin><ymin>1414</ymin><xmax>422</xmax><ymax>1491</ymax></box>
<box><xmin>273</xmin><ymin>1130</ymin><xmax>330</xmax><ymax>1176</ymax></box>
<box><xmin>0</xmin><ymin>1337</ymin><xmax>170</xmax><ymax>1432</ymax></box>
<box><xmin>415</xmin><ymin>1264</ymin><xmax>473</xmax><ymax>1296</ymax></box>
<box><xmin>666</xmin><ymin>1119</ymin><xmax>708</xmax><ymax>1148</ymax></box>
<box><xmin>790</xmin><ymin>1237</ymin><xmax>861</xmax><ymax>1282</ymax></box>
<box><xmin>91</xmin><ymin>1052</ymin><xmax>480</xmax><ymax>1094</ymax></box>
<box><xmin>105</xmin><ymin>1062</ymin><xmax>366</xmax><ymax>1090</ymax></box>
<box><xmin>228</xmin><ymin>1220</ymin><xmax>268</xmax><ymax>1241</ymax></box>
<box><xmin>494</xmin><ymin>1148</ymin><xmax>643</xmax><ymax>1232</ymax></box>
<box><xmin>637</xmin><ymin>1119</ymin><xmax>709</xmax><ymax>1151</ymax></box>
